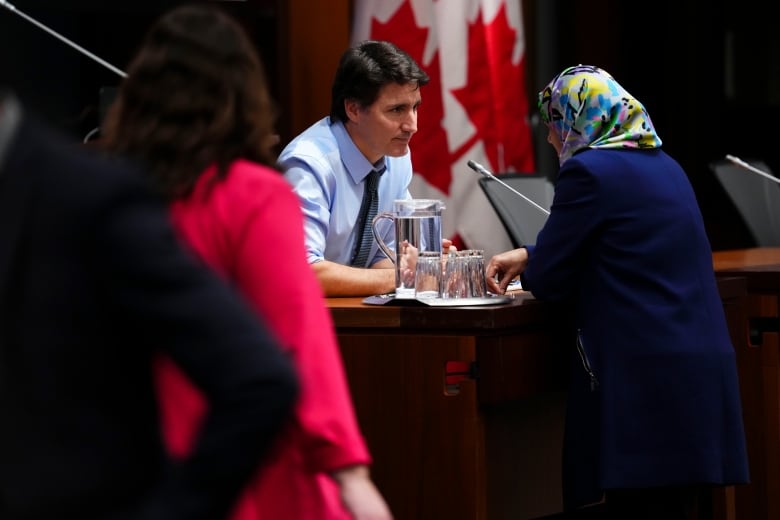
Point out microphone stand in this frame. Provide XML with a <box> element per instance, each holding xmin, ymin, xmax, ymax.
<box><xmin>0</xmin><ymin>0</ymin><xmax>127</xmax><ymax>78</ymax></box>
<box><xmin>725</xmin><ymin>154</ymin><xmax>780</xmax><ymax>185</ymax></box>
<box><xmin>467</xmin><ymin>160</ymin><xmax>551</xmax><ymax>216</ymax></box>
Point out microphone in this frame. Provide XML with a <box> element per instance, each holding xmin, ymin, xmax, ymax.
<box><xmin>725</xmin><ymin>154</ymin><xmax>780</xmax><ymax>185</ymax></box>
<box><xmin>467</xmin><ymin>159</ymin><xmax>551</xmax><ymax>216</ymax></box>
<box><xmin>1</xmin><ymin>0</ymin><xmax>127</xmax><ymax>78</ymax></box>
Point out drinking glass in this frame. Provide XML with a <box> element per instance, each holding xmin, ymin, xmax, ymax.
<box><xmin>442</xmin><ymin>250</ymin><xmax>486</xmax><ymax>299</ymax></box>
<box><xmin>415</xmin><ymin>251</ymin><xmax>443</xmax><ymax>299</ymax></box>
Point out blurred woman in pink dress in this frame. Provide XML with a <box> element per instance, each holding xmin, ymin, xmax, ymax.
<box><xmin>101</xmin><ymin>4</ymin><xmax>392</xmax><ymax>519</ymax></box>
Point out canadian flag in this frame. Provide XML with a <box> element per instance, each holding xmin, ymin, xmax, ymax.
<box><xmin>352</xmin><ymin>0</ymin><xmax>536</xmax><ymax>258</ymax></box>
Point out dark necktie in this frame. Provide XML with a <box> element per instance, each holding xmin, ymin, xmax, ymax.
<box><xmin>351</xmin><ymin>168</ymin><xmax>383</xmax><ymax>267</ymax></box>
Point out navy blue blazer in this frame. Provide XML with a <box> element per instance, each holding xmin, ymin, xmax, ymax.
<box><xmin>0</xmin><ymin>108</ymin><xmax>298</xmax><ymax>519</ymax></box>
<box><xmin>521</xmin><ymin>148</ymin><xmax>749</xmax><ymax>508</ymax></box>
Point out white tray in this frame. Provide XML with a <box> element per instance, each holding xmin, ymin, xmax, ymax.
<box><xmin>417</xmin><ymin>295</ymin><xmax>512</xmax><ymax>306</ymax></box>
<box><xmin>363</xmin><ymin>294</ymin><xmax>512</xmax><ymax>306</ymax></box>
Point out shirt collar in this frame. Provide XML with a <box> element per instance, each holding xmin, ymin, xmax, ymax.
<box><xmin>330</xmin><ymin>118</ymin><xmax>383</xmax><ymax>184</ymax></box>
<box><xmin>0</xmin><ymin>91</ymin><xmax>22</xmax><ymax>173</ymax></box>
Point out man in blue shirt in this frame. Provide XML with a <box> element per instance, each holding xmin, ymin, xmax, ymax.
<box><xmin>278</xmin><ymin>40</ymin><xmax>433</xmax><ymax>297</ymax></box>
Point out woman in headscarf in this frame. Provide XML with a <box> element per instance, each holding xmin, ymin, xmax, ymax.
<box><xmin>486</xmin><ymin>65</ymin><xmax>749</xmax><ymax>519</ymax></box>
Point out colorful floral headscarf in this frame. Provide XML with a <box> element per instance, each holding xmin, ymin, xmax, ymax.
<box><xmin>538</xmin><ymin>64</ymin><xmax>662</xmax><ymax>165</ymax></box>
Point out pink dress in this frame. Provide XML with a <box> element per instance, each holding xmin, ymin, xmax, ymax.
<box><xmin>154</xmin><ymin>159</ymin><xmax>370</xmax><ymax>519</ymax></box>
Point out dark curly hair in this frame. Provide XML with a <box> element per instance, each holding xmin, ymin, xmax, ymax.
<box><xmin>101</xmin><ymin>2</ymin><xmax>279</xmax><ymax>200</ymax></box>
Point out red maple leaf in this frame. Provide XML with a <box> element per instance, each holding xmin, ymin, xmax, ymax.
<box><xmin>450</xmin><ymin>3</ymin><xmax>536</xmax><ymax>174</ymax></box>
<box><xmin>370</xmin><ymin>1</ymin><xmax>453</xmax><ymax>194</ymax></box>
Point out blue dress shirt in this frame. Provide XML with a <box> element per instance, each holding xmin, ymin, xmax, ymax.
<box><xmin>278</xmin><ymin>117</ymin><xmax>413</xmax><ymax>266</ymax></box>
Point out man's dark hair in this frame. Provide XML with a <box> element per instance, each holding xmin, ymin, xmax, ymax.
<box><xmin>330</xmin><ymin>40</ymin><xmax>429</xmax><ymax>123</ymax></box>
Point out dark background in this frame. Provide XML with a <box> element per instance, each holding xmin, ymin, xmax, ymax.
<box><xmin>0</xmin><ymin>0</ymin><xmax>278</xmax><ymax>138</ymax></box>
<box><xmin>1</xmin><ymin>0</ymin><xmax>773</xmax><ymax>251</ymax></box>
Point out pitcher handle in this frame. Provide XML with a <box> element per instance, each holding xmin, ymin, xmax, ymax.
<box><xmin>371</xmin><ymin>212</ymin><xmax>395</xmax><ymax>265</ymax></box>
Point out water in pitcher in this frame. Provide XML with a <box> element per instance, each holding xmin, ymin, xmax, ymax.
<box><xmin>394</xmin><ymin>215</ymin><xmax>442</xmax><ymax>298</ymax></box>
<box><xmin>372</xmin><ymin>199</ymin><xmax>445</xmax><ymax>298</ymax></box>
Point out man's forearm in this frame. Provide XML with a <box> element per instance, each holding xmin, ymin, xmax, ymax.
<box><xmin>311</xmin><ymin>260</ymin><xmax>395</xmax><ymax>297</ymax></box>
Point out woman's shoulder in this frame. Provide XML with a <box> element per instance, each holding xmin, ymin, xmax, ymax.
<box><xmin>227</xmin><ymin>159</ymin><xmax>290</xmax><ymax>191</ymax></box>
<box><xmin>223</xmin><ymin>159</ymin><xmax>299</xmax><ymax>206</ymax></box>
<box><xmin>567</xmin><ymin>148</ymin><xmax>672</xmax><ymax>173</ymax></box>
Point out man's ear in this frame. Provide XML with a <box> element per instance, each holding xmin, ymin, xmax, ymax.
<box><xmin>344</xmin><ymin>99</ymin><xmax>361</xmax><ymax>123</ymax></box>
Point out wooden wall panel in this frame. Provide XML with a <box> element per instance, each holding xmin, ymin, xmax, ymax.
<box><xmin>275</xmin><ymin>0</ymin><xmax>351</xmax><ymax>147</ymax></box>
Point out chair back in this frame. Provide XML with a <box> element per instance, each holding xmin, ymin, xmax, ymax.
<box><xmin>710</xmin><ymin>159</ymin><xmax>780</xmax><ymax>246</ymax></box>
<box><xmin>478</xmin><ymin>173</ymin><xmax>554</xmax><ymax>248</ymax></box>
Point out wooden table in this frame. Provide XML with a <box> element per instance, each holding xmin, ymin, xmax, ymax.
<box><xmin>326</xmin><ymin>293</ymin><xmax>570</xmax><ymax>520</ymax></box>
<box><xmin>713</xmin><ymin>248</ymin><xmax>780</xmax><ymax>520</ymax></box>
<box><xmin>327</xmin><ymin>276</ymin><xmax>754</xmax><ymax>520</ymax></box>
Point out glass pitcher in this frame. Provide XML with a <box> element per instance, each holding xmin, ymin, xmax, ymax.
<box><xmin>371</xmin><ymin>199</ymin><xmax>445</xmax><ymax>298</ymax></box>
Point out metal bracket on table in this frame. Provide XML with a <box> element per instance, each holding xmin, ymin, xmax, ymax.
<box><xmin>749</xmin><ymin>317</ymin><xmax>780</xmax><ymax>345</ymax></box>
<box><xmin>444</xmin><ymin>361</ymin><xmax>479</xmax><ymax>396</ymax></box>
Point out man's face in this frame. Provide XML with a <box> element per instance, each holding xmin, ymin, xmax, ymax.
<box><xmin>345</xmin><ymin>82</ymin><xmax>421</xmax><ymax>164</ymax></box>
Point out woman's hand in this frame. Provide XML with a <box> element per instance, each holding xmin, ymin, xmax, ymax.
<box><xmin>333</xmin><ymin>465</ymin><xmax>393</xmax><ymax>520</ymax></box>
<box><xmin>485</xmin><ymin>247</ymin><xmax>528</xmax><ymax>294</ymax></box>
